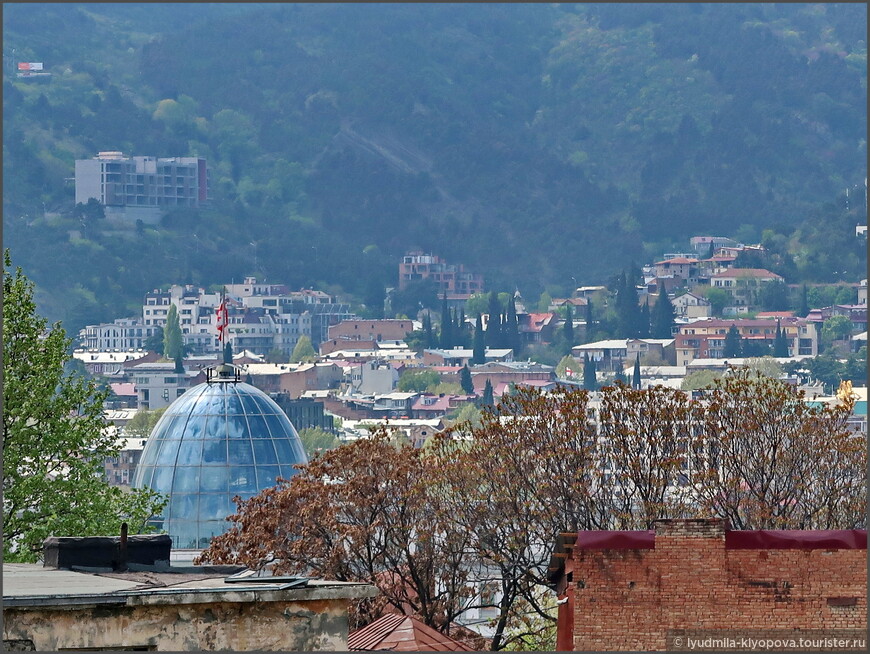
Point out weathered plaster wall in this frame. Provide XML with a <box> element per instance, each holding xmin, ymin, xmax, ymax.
<box><xmin>3</xmin><ymin>598</ymin><xmax>351</xmax><ymax>651</ymax></box>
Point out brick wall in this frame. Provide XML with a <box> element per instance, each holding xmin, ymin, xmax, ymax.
<box><xmin>567</xmin><ymin>519</ymin><xmax>866</xmax><ymax>651</ymax></box>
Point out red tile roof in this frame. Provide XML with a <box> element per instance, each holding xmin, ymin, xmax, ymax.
<box><xmin>711</xmin><ymin>268</ymin><xmax>782</xmax><ymax>279</ymax></box>
<box><xmin>348</xmin><ymin>613</ymin><xmax>475</xmax><ymax>651</ymax></box>
<box><xmin>655</xmin><ymin>257</ymin><xmax>699</xmax><ymax>265</ymax></box>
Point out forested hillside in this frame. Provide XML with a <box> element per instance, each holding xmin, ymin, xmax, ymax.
<box><xmin>3</xmin><ymin>3</ymin><xmax>866</xmax><ymax>333</ymax></box>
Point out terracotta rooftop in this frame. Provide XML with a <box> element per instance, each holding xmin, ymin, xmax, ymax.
<box><xmin>711</xmin><ymin>268</ymin><xmax>782</xmax><ymax>279</ymax></box>
<box><xmin>348</xmin><ymin>613</ymin><xmax>475</xmax><ymax>651</ymax></box>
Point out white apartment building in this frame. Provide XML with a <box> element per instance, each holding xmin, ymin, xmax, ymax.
<box><xmin>75</xmin><ymin>151</ymin><xmax>209</xmax><ymax>223</ymax></box>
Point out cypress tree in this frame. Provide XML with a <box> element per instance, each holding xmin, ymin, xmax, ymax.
<box><xmin>798</xmin><ymin>284</ymin><xmax>809</xmax><ymax>318</ymax></box>
<box><xmin>583</xmin><ymin>353</ymin><xmax>597</xmax><ymax>391</ymax></box>
<box><xmin>422</xmin><ymin>313</ymin><xmax>434</xmax><ymax>348</ymax></box>
<box><xmin>563</xmin><ymin>304</ymin><xmax>574</xmax><ymax>350</ymax></box>
<box><xmin>773</xmin><ymin>321</ymin><xmax>789</xmax><ymax>357</ymax></box>
<box><xmin>585</xmin><ymin>298</ymin><xmax>594</xmax><ymax>333</ymax></box>
<box><xmin>460</xmin><ymin>364</ymin><xmax>474</xmax><ymax>395</ymax></box>
<box><xmin>724</xmin><ymin>324</ymin><xmax>742</xmax><ymax>358</ymax></box>
<box><xmin>639</xmin><ymin>299</ymin><xmax>651</xmax><ymax>338</ymax></box>
<box><xmin>632</xmin><ymin>353</ymin><xmax>642</xmax><ymax>389</ymax></box>
<box><xmin>506</xmin><ymin>296</ymin><xmax>519</xmax><ymax>354</ymax></box>
<box><xmin>481</xmin><ymin>379</ymin><xmax>495</xmax><ymax>407</ymax></box>
<box><xmin>486</xmin><ymin>292</ymin><xmax>502</xmax><ymax>348</ymax></box>
<box><xmin>223</xmin><ymin>341</ymin><xmax>233</xmax><ymax>364</ymax></box>
<box><xmin>651</xmin><ymin>285</ymin><xmax>675</xmax><ymax>339</ymax></box>
<box><xmin>472</xmin><ymin>314</ymin><xmax>486</xmax><ymax>364</ymax></box>
<box><xmin>439</xmin><ymin>294</ymin><xmax>452</xmax><ymax>349</ymax></box>
<box><xmin>174</xmin><ymin>353</ymin><xmax>185</xmax><ymax>374</ymax></box>
<box><xmin>163</xmin><ymin>304</ymin><xmax>183</xmax><ymax>360</ymax></box>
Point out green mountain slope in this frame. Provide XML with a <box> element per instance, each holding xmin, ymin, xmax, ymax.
<box><xmin>3</xmin><ymin>3</ymin><xmax>866</xmax><ymax>333</ymax></box>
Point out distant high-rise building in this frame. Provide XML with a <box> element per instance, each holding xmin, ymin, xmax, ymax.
<box><xmin>398</xmin><ymin>251</ymin><xmax>484</xmax><ymax>299</ymax></box>
<box><xmin>74</xmin><ymin>151</ymin><xmax>209</xmax><ymax>223</ymax></box>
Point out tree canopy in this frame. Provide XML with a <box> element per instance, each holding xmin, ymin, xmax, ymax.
<box><xmin>2</xmin><ymin>251</ymin><xmax>166</xmax><ymax>562</ymax></box>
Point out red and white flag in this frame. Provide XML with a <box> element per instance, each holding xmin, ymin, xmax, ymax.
<box><xmin>215</xmin><ymin>300</ymin><xmax>228</xmax><ymax>343</ymax></box>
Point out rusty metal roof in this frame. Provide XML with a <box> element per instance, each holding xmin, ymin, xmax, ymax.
<box><xmin>348</xmin><ymin>613</ymin><xmax>475</xmax><ymax>651</ymax></box>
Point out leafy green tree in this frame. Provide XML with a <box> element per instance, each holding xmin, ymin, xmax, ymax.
<box><xmin>651</xmin><ymin>286</ymin><xmax>675</xmax><ymax>339</ymax></box>
<box><xmin>820</xmin><ymin>315</ymin><xmax>853</xmax><ymax>352</ymax></box>
<box><xmin>298</xmin><ymin>427</ymin><xmax>340</xmax><ymax>459</ymax></box>
<box><xmin>702</xmin><ymin>286</ymin><xmax>730</xmax><ymax>317</ymax></box>
<box><xmin>759</xmin><ymin>280</ymin><xmax>790</xmax><ymax>311</ymax></box>
<box><xmin>267</xmin><ymin>347</ymin><xmax>290</xmax><ymax>364</ymax></box>
<box><xmin>723</xmin><ymin>324</ymin><xmax>742</xmax><ymax>358</ymax></box>
<box><xmin>163</xmin><ymin>304</ymin><xmax>183</xmax><ymax>360</ymax></box>
<box><xmin>680</xmin><ymin>369</ymin><xmax>723</xmax><ymax>391</ymax></box>
<box><xmin>555</xmin><ymin>355</ymin><xmax>583</xmax><ymax>380</ymax></box>
<box><xmin>290</xmin><ymin>335</ymin><xmax>317</xmax><ymax>362</ymax></box>
<box><xmin>745</xmin><ymin>357</ymin><xmax>784</xmax><ymax>379</ymax></box>
<box><xmin>583</xmin><ymin>353</ymin><xmax>597</xmax><ymax>391</ymax></box>
<box><xmin>3</xmin><ymin>251</ymin><xmax>165</xmax><ymax>562</ymax></box>
<box><xmin>397</xmin><ymin>369</ymin><xmax>441</xmax><ymax>392</ymax></box>
<box><xmin>363</xmin><ymin>277</ymin><xmax>385</xmax><ymax>319</ymax></box>
<box><xmin>144</xmin><ymin>326</ymin><xmax>164</xmax><ymax>353</ymax></box>
<box><xmin>124</xmin><ymin>407</ymin><xmax>168</xmax><ymax>439</ymax></box>
<box><xmin>537</xmin><ymin>291</ymin><xmax>552</xmax><ymax>313</ymax></box>
<box><xmin>472</xmin><ymin>314</ymin><xmax>486</xmax><ymax>365</ymax></box>
<box><xmin>460</xmin><ymin>365</ymin><xmax>475</xmax><ymax>395</ymax></box>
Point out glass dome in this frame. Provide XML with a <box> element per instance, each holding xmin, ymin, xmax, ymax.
<box><xmin>132</xmin><ymin>379</ymin><xmax>308</xmax><ymax>549</ymax></box>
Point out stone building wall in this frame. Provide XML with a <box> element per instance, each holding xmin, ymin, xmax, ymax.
<box><xmin>3</xmin><ymin>597</ymin><xmax>352</xmax><ymax>651</ymax></box>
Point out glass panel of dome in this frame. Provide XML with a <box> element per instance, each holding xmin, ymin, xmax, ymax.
<box><xmin>201</xmin><ymin>437</ymin><xmax>227</xmax><ymax>465</ymax></box>
<box><xmin>226</xmin><ymin>416</ymin><xmax>248</xmax><ymax>439</ymax></box>
<box><xmin>200</xmin><ymin>467</ymin><xmax>229</xmax><ymax>493</ymax></box>
<box><xmin>156</xmin><ymin>415</ymin><xmax>189</xmax><ymax>440</ymax></box>
<box><xmin>228</xmin><ymin>439</ymin><xmax>254</xmax><ymax>464</ymax></box>
<box><xmin>173</xmin><ymin>466</ymin><xmax>200</xmax><ymax>492</ymax></box>
<box><xmin>263</xmin><ymin>413</ymin><xmax>291</xmax><ymax>439</ymax></box>
<box><xmin>152</xmin><ymin>465</ymin><xmax>175</xmax><ymax>491</ymax></box>
<box><xmin>199</xmin><ymin>520</ymin><xmax>226</xmax><ymax>544</ymax></box>
<box><xmin>175</xmin><ymin>437</ymin><xmax>204</xmax><ymax>465</ymax></box>
<box><xmin>239</xmin><ymin>392</ymin><xmax>262</xmax><ymax>414</ymax></box>
<box><xmin>203</xmin><ymin>414</ymin><xmax>228</xmax><ymax>441</ymax></box>
<box><xmin>229</xmin><ymin>465</ymin><xmax>258</xmax><ymax>493</ymax></box>
<box><xmin>226</xmin><ymin>391</ymin><xmax>245</xmax><ymax>415</ymax></box>
<box><xmin>135</xmin><ymin>465</ymin><xmax>154</xmax><ymax>487</ymax></box>
<box><xmin>256</xmin><ymin>465</ymin><xmax>281</xmax><ymax>488</ymax></box>
<box><xmin>246</xmin><ymin>414</ymin><xmax>272</xmax><ymax>439</ymax></box>
<box><xmin>183</xmin><ymin>414</ymin><xmax>205</xmax><ymax>439</ymax></box>
<box><xmin>137</xmin><ymin>443</ymin><xmax>159</xmax><ymax>468</ymax></box>
<box><xmin>154</xmin><ymin>438</ymin><xmax>182</xmax><ymax>466</ymax></box>
<box><xmin>168</xmin><ymin>493</ymin><xmax>198</xmax><ymax>521</ymax></box>
<box><xmin>257</xmin><ymin>395</ymin><xmax>282</xmax><ymax>414</ymax></box>
<box><xmin>200</xmin><ymin>493</ymin><xmax>232</xmax><ymax>520</ymax></box>
<box><xmin>272</xmin><ymin>437</ymin><xmax>297</xmax><ymax>463</ymax></box>
<box><xmin>252</xmin><ymin>438</ymin><xmax>278</xmax><ymax>465</ymax></box>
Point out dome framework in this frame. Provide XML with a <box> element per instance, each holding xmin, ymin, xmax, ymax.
<box><xmin>132</xmin><ymin>372</ymin><xmax>307</xmax><ymax>549</ymax></box>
